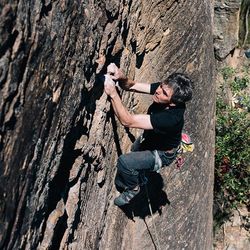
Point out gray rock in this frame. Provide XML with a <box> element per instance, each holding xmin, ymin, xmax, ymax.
<box><xmin>214</xmin><ymin>0</ymin><xmax>242</xmax><ymax>60</ymax></box>
<box><xmin>0</xmin><ymin>1</ymin><xmax>215</xmax><ymax>249</ymax></box>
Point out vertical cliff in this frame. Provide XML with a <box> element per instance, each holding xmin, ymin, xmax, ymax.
<box><xmin>214</xmin><ymin>0</ymin><xmax>242</xmax><ymax>60</ymax></box>
<box><xmin>214</xmin><ymin>0</ymin><xmax>250</xmax><ymax>59</ymax></box>
<box><xmin>0</xmin><ymin>1</ymin><xmax>215</xmax><ymax>249</ymax></box>
<box><xmin>239</xmin><ymin>0</ymin><xmax>250</xmax><ymax>47</ymax></box>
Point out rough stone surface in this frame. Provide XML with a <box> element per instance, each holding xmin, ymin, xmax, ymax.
<box><xmin>239</xmin><ymin>0</ymin><xmax>250</xmax><ymax>47</ymax></box>
<box><xmin>214</xmin><ymin>206</ymin><xmax>250</xmax><ymax>250</ymax></box>
<box><xmin>214</xmin><ymin>0</ymin><xmax>242</xmax><ymax>60</ymax></box>
<box><xmin>0</xmin><ymin>1</ymin><xmax>215</xmax><ymax>249</ymax></box>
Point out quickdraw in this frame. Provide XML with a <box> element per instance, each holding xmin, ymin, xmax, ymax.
<box><xmin>175</xmin><ymin>133</ymin><xmax>194</xmax><ymax>169</ymax></box>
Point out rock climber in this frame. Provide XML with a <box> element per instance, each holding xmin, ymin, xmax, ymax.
<box><xmin>104</xmin><ymin>63</ymin><xmax>193</xmax><ymax>206</ymax></box>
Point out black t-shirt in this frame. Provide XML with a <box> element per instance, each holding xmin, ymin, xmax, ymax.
<box><xmin>141</xmin><ymin>82</ymin><xmax>185</xmax><ymax>151</ymax></box>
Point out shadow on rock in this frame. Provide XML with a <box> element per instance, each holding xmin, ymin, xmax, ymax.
<box><xmin>118</xmin><ymin>172</ymin><xmax>170</xmax><ymax>220</ymax></box>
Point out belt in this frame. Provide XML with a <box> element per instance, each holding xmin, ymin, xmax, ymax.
<box><xmin>166</xmin><ymin>149</ymin><xmax>175</xmax><ymax>153</ymax></box>
<box><xmin>165</xmin><ymin>145</ymin><xmax>180</xmax><ymax>154</ymax></box>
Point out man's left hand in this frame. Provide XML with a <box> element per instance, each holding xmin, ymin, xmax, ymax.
<box><xmin>104</xmin><ymin>74</ymin><xmax>118</xmax><ymax>98</ymax></box>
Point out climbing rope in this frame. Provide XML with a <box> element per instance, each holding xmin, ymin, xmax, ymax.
<box><xmin>140</xmin><ymin>171</ymin><xmax>162</xmax><ymax>250</ymax></box>
<box><xmin>144</xmin><ymin>183</ymin><xmax>161</xmax><ymax>250</ymax></box>
<box><xmin>140</xmin><ymin>133</ymin><xmax>194</xmax><ymax>249</ymax></box>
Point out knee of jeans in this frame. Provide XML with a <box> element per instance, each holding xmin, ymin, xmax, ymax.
<box><xmin>116</xmin><ymin>155</ymin><xmax>138</xmax><ymax>175</ymax></box>
<box><xmin>117</xmin><ymin>155</ymin><xmax>127</xmax><ymax>171</ymax></box>
<box><xmin>153</xmin><ymin>150</ymin><xmax>163</xmax><ymax>172</ymax></box>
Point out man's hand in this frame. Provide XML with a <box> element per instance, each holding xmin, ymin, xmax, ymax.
<box><xmin>107</xmin><ymin>63</ymin><xmax>135</xmax><ymax>90</ymax></box>
<box><xmin>107</xmin><ymin>63</ymin><xmax>126</xmax><ymax>81</ymax></box>
<box><xmin>104</xmin><ymin>74</ymin><xmax>118</xmax><ymax>98</ymax></box>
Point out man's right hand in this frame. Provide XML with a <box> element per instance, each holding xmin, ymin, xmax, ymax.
<box><xmin>107</xmin><ymin>63</ymin><xmax>126</xmax><ymax>81</ymax></box>
<box><xmin>107</xmin><ymin>63</ymin><xmax>135</xmax><ymax>90</ymax></box>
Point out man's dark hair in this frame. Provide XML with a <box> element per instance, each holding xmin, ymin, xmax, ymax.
<box><xmin>163</xmin><ymin>73</ymin><xmax>193</xmax><ymax>104</ymax></box>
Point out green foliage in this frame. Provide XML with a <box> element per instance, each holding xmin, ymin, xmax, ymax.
<box><xmin>230</xmin><ymin>75</ymin><xmax>249</xmax><ymax>93</ymax></box>
<box><xmin>221</xmin><ymin>66</ymin><xmax>235</xmax><ymax>80</ymax></box>
<box><xmin>239</xmin><ymin>94</ymin><xmax>250</xmax><ymax>111</ymax></box>
<box><xmin>214</xmin><ymin>68</ymin><xmax>250</xmax><ymax>232</ymax></box>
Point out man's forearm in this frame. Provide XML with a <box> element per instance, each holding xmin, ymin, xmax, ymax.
<box><xmin>109</xmin><ymin>93</ymin><xmax>133</xmax><ymax>126</ymax></box>
<box><xmin>118</xmin><ymin>77</ymin><xmax>135</xmax><ymax>90</ymax></box>
<box><xmin>119</xmin><ymin>76</ymin><xmax>151</xmax><ymax>94</ymax></box>
<box><xmin>130</xmin><ymin>82</ymin><xmax>151</xmax><ymax>94</ymax></box>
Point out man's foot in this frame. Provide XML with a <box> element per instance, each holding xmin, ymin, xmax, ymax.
<box><xmin>114</xmin><ymin>186</ymin><xmax>140</xmax><ymax>206</ymax></box>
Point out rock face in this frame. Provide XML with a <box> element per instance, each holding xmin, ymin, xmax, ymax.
<box><xmin>214</xmin><ymin>0</ymin><xmax>242</xmax><ymax>60</ymax></box>
<box><xmin>214</xmin><ymin>206</ymin><xmax>250</xmax><ymax>250</ymax></box>
<box><xmin>0</xmin><ymin>1</ymin><xmax>215</xmax><ymax>249</ymax></box>
<box><xmin>239</xmin><ymin>0</ymin><xmax>250</xmax><ymax>47</ymax></box>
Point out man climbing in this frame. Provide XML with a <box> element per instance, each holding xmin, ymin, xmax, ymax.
<box><xmin>104</xmin><ymin>63</ymin><xmax>193</xmax><ymax>206</ymax></box>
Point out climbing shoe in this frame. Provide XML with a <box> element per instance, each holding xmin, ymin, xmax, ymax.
<box><xmin>114</xmin><ymin>186</ymin><xmax>140</xmax><ymax>206</ymax></box>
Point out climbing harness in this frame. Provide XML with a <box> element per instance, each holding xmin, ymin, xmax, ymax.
<box><xmin>175</xmin><ymin>133</ymin><xmax>194</xmax><ymax>169</ymax></box>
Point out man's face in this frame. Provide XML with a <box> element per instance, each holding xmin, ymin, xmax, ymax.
<box><xmin>152</xmin><ymin>83</ymin><xmax>174</xmax><ymax>104</ymax></box>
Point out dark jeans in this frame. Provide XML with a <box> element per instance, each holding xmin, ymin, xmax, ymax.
<box><xmin>115</xmin><ymin>136</ymin><xmax>177</xmax><ymax>190</ymax></box>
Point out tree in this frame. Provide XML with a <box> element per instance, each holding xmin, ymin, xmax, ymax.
<box><xmin>0</xmin><ymin>1</ymin><xmax>215</xmax><ymax>249</ymax></box>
